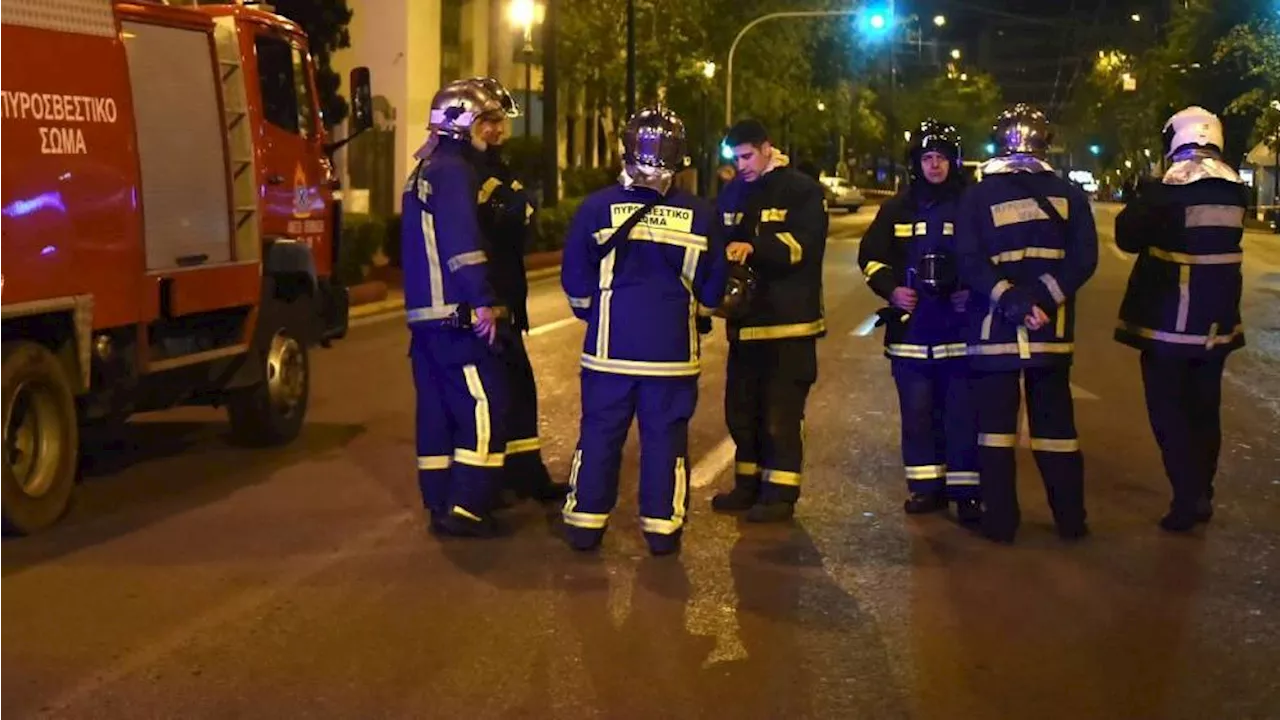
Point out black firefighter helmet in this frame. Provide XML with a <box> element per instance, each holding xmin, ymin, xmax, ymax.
<box><xmin>714</xmin><ymin>263</ymin><xmax>759</xmax><ymax>320</ymax></box>
<box><xmin>906</xmin><ymin>119</ymin><xmax>962</xmax><ymax>182</ymax></box>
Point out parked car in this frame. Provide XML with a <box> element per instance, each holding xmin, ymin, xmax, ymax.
<box><xmin>819</xmin><ymin>176</ymin><xmax>866</xmax><ymax>212</ymax></box>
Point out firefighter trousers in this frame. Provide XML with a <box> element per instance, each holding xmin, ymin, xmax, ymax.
<box><xmin>890</xmin><ymin>359</ymin><xmax>979</xmax><ymax>500</ymax></box>
<box><xmin>725</xmin><ymin>338</ymin><xmax>816</xmax><ymax>505</ymax></box>
<box><xmin>501</xmin><ymin>330</ymin><xmax>553</xmax><ymax>495</ymax></box>
<box><xmin>973</xmin><ymin>364</ymin><xmax>1086</xmax><ymax>538</ymax></box>
<box><xmin>562</xmin><ymin>370</ymin><xmax>697</xmax><ymax>554</ymax></box>
<box><xmin>410</xmin><ymin>327</ymin><xmax>510</xmax><ymax>520</ymax></box>
<box><xmin>1139</xmin><ymin>351</ymin><xmax>1224</xmax><ymax>513</ymax></box>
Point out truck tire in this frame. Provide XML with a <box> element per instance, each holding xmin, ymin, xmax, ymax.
<box><xmin>226</xmin><ymin>327</ymin><xmax>310</xmax><ymax>447</ymax></box>
<box><xmin>2</xmin><ymin>341</ymin><xmax>79</xmax><ymax>535</ymax></box>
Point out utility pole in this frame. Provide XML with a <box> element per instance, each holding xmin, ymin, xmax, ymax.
<box><xmin>626</xmin><ymin>0</ymin><xmax>636</xmax><ymax>119</ymax></box>
<box><xmin>888</xmin><ymin>0</ymin><xmax>898</xmax><ymax>191</ymax></box>
<box><xmin>542</xmin><ymin>0</ymin><xmax>559</xmax><ymax>207</ymax></box>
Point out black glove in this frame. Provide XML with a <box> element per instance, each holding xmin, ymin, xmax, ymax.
<box><xmin>696</xmin><ymin>315</ymin><xmax>713</xmax><ymax>335</ymax></box>
<box><xmin>997</xmin><ymin>286</ymin><xmax>1036</xmax><ymax>324</ymax></box>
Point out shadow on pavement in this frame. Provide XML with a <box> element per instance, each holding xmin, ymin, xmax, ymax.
<box><xmin>2</xmin><ymin>420</ymin><xmax>366</xmax><ymax>574</ymax></box>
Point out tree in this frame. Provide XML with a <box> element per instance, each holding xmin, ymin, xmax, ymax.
<box><xmin>1215</xmin><ymin>15</ymin><xmax>1280</xmax><ymax>154</ymax></box>
<box><xmin>272</xmin><ymin>0</ymin><xmax>355</xmax><ymax>129</ymax></box>
<box><xmin>895</xmin><ymin>71</ymin><xmax>1004</xmax><ymax>160</ymax></box>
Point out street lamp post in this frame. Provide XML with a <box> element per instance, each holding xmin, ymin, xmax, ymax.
<box><xmin>700</xmin><ymin>60</ymin><xmax>716</xmax><ymax>197</ymax></box>
<box><xmin>508</xmin><ymin>0</ymin><xmax>543</xmax><ymax>137</ymax></box>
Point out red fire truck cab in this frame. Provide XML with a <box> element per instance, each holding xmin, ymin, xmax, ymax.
<box><xmin>1</xmin><ymin>0</ymin><xmax>373</xmax><ymax>534</ymax></box>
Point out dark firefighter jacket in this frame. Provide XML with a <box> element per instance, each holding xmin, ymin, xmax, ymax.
<box><xmin>859</xmin><ymin>188</ymin><xmax>967</xmax><ymax>361</ymax></box>
<box><xmin>715</xmin><ymin>155</ymin><xmax>829</xmax><ymax>343</ymax></box>
<box><xmin>955</xmin><ymin>169</ymin><xmax>1098</xmax><ymax>371</ymax></box>
<box><xmin>1114</xmin><ymin>176</ymin><xmax>1248</xmax><ymax>357</ymax></box>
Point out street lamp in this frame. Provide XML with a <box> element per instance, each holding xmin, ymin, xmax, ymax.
<box><xmin>1131</xmin><ymin>13</ymin><xmax>1141</xmax><ymax>22</ymax></box>
<box><xmin>702</xmin><ymin>60</ymin><xmax>717</xmax><ymax>80</ymax></box>
<box><xmin>817</xmin><ymin>100</ymin><xmax>826</xmax><ymax>112</ymax></box>
<box><xmin>933</xmin><ymin>14</ymin><xmax>946</xmax><ymax>26</ymax></box>
<box><xmin>950</xmin><ymin>48</ymin><xmax>962</xmax><ymax>60</ymax></box>
<box><xmin>508</xmin><ymin>0</ymin><xmax>544</xmax><ymax>137</ymax></box>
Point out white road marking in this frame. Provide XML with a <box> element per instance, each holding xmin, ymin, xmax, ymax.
<box><xmin>690</xmin><ymin>435</ymin><xmax>737</xmax><ymax>488</ymax></box>
<box><xmin>527</xmin><ymin>316</ymin><xmax>579</xmax><ymax>337</ymax></box>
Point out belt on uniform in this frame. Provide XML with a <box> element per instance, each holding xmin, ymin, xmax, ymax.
<box><xmin>407</xmin><ymin>304</ymin><xmax>510</xmax><ymax>327</ymax></box>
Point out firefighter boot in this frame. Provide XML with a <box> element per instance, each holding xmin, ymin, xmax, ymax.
<box><xmin>954</xmin><ymin>499</ymin><xmax>983</xmax><ymax>524</ymax></box>
<box><xmin>712</xmin><ymin>473</ymin><xmax>760</xmax><ymax>513</ymax></box>
<box><xmin>904</xmin><ymin>492</ymin><xmax>947</xmax><ymax>514</ymax></box>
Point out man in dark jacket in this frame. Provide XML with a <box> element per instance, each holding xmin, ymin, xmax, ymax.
<box><xmin>462</xmin><ymin>76</ymin><xmax>569</xmax><ymax>505</ymax></box>
<box><xmin>858</xmin><ymin>119</ymin><xmax>981</xmax><ymax>523</ymax></box>
<box><xmin>956</xmin><ymin>104</ymin><xmax>1098</xmax><ymax>544</ymax></box>
<box><xmin>1114</xmin><ymin>105</ymin><xmax>1248</xmax><ymax>533</ymax></box>
<box><xmin>709</xmin><ymin>119</ymin><xmax>829</xmax><ymax>523</ymax></box>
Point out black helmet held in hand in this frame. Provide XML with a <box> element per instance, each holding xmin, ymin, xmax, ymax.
<box><xmin>913</xmin><ymin>249</ymin><xmax>958</xmax><ymax>297</ymax></box>
<box><xmin>714</xmin><ymin>263</ymin><xmax>758</xmax><ymax>320</ymax></box>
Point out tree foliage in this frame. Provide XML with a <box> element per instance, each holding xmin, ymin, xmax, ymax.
<box><xmin>895</xmin><ymin>71</ymin><xmax>1005</xmax><ymax>160</ymax></box>
<box><xmin>272</xmin><ymin>0</ymin><xmax>355</xmax><ymax>128</ymax></box>
<box><xmin>1214</xmin><ymin>15</ymin><xmax>1280</xmax><ymax>153</ymax></box>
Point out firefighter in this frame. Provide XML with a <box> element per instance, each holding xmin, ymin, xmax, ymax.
<box><xmin>460</xmin><ymin>76</ymin><xmax>570</xmax><ymax>505</ymax></box>
<box><xmin>709</xmin><ymin>119</ymin><xmax>829</xmax><ymax>523</ymax></box>
<box><xmin>402</xmin><ymin>82</ymin><xmax>513</xmax><ymax>538</ymax></box>
<box><xmin>858</xmin><ymin>119</ymin><xmax>981</xmax><ymax>523</ymax></box>
<box><xmin>1114</xmin><ymin>106</ymin><xmax>1248</xmax><ymax>533</ymax></box>
<box><xmin>955</xmin><ymin>104</ymin><xmax>1098</xmax><ymax>544</ymax></box>
<box><xmin>559</xmin><ymin>105</ymin><xmax>729</xmax><ymax>555</ymax></box>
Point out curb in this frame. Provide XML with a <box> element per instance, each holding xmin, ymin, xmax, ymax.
<box><xmin>347</xmin><ymin>261</ymin><xmax>563</xmax><ymax>321</ymax></box>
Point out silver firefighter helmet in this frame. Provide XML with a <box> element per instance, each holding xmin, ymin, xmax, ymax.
<box><xmin>462</xmin><ymin>76</ymin><xmax>521</xmax><ymax>118</ymax></box>
<box><xmin>991</xmin><ymin>103</ymin><xmax>1052</xmax><ymax>158</ymax></box>
<box><xmin>623</xmin><ymin>105</ymin><xmax>688</xmax><ymax>174</ymax></box>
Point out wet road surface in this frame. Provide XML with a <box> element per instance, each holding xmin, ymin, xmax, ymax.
<box><xmin>4</xmin><ymin>206</ymin><xmax>1279</xmax><ymax>719</ymax></box>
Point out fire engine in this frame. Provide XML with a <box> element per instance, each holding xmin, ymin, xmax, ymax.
<box><xmin>1</xmin><ymin>0</ymin><xmax>373</xmax><ymax>534</ymax></box>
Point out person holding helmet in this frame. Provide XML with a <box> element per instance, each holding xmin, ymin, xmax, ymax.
<box><xmin>458</xmin><ymin>76</ymin><xmax>570</xmax><ymax>507</ymax></box>
<box><xmin>1114</xmin><ymin>106</ymin><xmax>1249</xmax><ymax>533</ymax></box>
<box><xmin>401</xmin><ymin>81</ymin><xmax>513</xmax><ymax>538</ymax></box>
<box><xmin>559</xmin><ymin>105</ymin><xmax>729</xmax><ymax>556</ymax></box>
<box><xmin>709</xmin><ymin>119</ymin><xmax>829</xmax><ymax>524</ymax></box>
<box><xmin>955</xmin><ymin>104</ymin><xmax>1098</xmax><ymax>544</ymax></box>
<box><xmin>858</xmin><ymin>119</ymin><xmax>981</xmax><ymax>523</ymax></box>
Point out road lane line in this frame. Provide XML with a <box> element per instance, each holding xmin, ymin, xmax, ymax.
<box><xmin>526</xmin><ymin>316</ymin><xmax>579</xmax><ymax>337</ymax></box>
<box><xmin>41</xmin><ymin>510</ymin><xmax>416</xmax><ymax>715</ymax></box>
<box><xmin>691</xmin><ymin>436</ymin><xmax>736</xmax><ymax>488</ymax></box>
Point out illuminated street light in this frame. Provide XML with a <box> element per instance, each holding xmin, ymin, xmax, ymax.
<box><xmin>933</xmin><ymin>14</ymin><xmax>946</xmax><ymax>26</ymax></box>
<box><xmin>508</xmin><ymin>0</ymin><xmax>544</xmax><ymax>137</ymax></box>
<box><xmin>903</xmin><ymin>130</ymin><xmax>911</xmax><ymax>141</ymax></box>
<box><xmin>869</xmin><ymin>13</ymin><xmax>886</xmax><ymax>29</ymax></box>
<box><xmin>817</xmin><ymin>100</ymin><xmax>826</xmax><ymax>112</ymax></box>
<box><xmin>950</xmin><ymin>48</ymin><xmax>962</xmax><ymax>60</ymax></box>
<box><xmin>1131</xmin><ymin>13</ymin><xmax>1141</xmax><ymax>22</ymax></box>
<box><xmin>702</xmin><ymin>60</ymin><xmax>717</xmax><ymax>79</ymax></box>
<box><xmin>960</xmin><ymin>72</ymin><xmax>968</xmax><ymax>81</ymax></box>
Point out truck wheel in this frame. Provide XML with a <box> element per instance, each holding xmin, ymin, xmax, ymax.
<box><xmin>2</xmin><ymin>341</ymin><xmax>79</xmax><ymax>535</ymax></box>
<box><xmin>226</xmin><ymin>328</ymin><xmax>310</xmax><ymax>446</ymax></box>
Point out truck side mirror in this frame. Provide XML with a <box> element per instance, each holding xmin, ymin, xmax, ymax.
<box><xmin>350</xmin><ymin>67</ymin><xmax>373</xmax><ymax>133</ymax></box>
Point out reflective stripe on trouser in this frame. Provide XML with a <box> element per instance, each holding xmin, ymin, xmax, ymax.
<box><xmin>1139</xmin><ymin>351</ymin><xmax>1225</xmax><ymax>512</ymax></box>
<box><xmin>501</xmin><ymin>330</ymin><xmax>552</xmax><ymax>493</ymax></box>
<box><xmin>562</xmin><ymin>371</ymin><xmax>697</xmax><ymax>552</ymax></box>
<box><xmin>890</xmin><ymin>360</ymin><xmax>980</xmax><ymax>500</ymax></box>
<box><xmin>973</xmin><ymin>365</ymin><xmax>1085</xmax><ymax>536</ymax></box>
<box><xmin>410</xmin><ymin>330</ymin><xmax>511</xmax><ymax>518</ymax></box>
<box><xmin>725</xmin><ymin>339</ymin><xmax>816</xmax><ymax>504</ymax></box>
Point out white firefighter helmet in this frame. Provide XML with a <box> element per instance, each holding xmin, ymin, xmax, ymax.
<box><xmin>1163</xmin><ymin>106</ymin><xmax>1224</xmax><ymax>158</ymax></box>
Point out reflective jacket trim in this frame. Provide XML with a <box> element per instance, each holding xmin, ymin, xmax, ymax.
<box><xmin>1117</xmin><ymin>321</ymin><xmax>1243</xmax><ymax>349</ymax></box>
<box><xmin>568</xmin><ymin>296</ymin><xmax>592</xmax><ymax>309</ymax></box>
<box><xmin>735</xmin><ymin>461</ymin><xmax>759</xmax><ymax>476</ymax></box>
<box><xmin>1185</xmin><ymin>204</ymin><xmax>1245</xmax><ymax>228</ymax></box>
<box><xmin>505</xmin><ymin>437</ymin><xmax>541</xmax><ymax>455</ymax></box>
<box><xmin>1039</xmin><ymin>273</ymin><xmax>1066</xmax><ymax>305</ymax></box>
<box><xmin>1056</xmin><ymin>305</ymin><xmax>1067</xmax><ymax>337</ymax></box>
<box><xmin>421</xmin><ymin>212</ymin><xmax>445</xmax><ymax>307</ymax></box>
<box><xmin>990</xmin><ymin>279</ymin><xmax>1012</xmax><ymax>302</ymax></box>
<box><xmin>724</xmin><ymin>212</ymin><xmax>743</xmax><ymax>226</ymax></box>
<box><xmin>1148</xmin><ymin>247</ymin><xmax>1244</xmax><ymax>265</ymax></box>
<box><xmin>979</xmin><ymin>433</ymin><xmax>1017</xmax><ymax>448</ymax></box>
<box><xmin>1177</xmin><ymin>265</ymin><xmax>1191</xmax><ymax>332</ymax></box>
<box><xmin>776</xmin><ymin>231</ymin><xmax>803</xmax><ymax>263</ymax></box>
<box><xmin>942</xmin><ymin>222</ymin><xmax>955</xmax><ymax>235</ymax></box>
<box><xmin>863</xmin><ymin>260</ymin><xmax>892</xmax><ymax>282</ymax></box>
<box><xmin>454</xmin><ymin>448</ymin><xmax>504</xmax><ymax>468</ymax></box>
<box><xmin>456</xmin><ymin>364</ymin><xmax>500</xmax><ymax>468</ymax></box>
<box><xmin>894</xmin><ymin>223</ymin><xmax>913</xmax><ymax>238</ymax></box>
<box><xmin>969</xmin><ymin>340</ymin><xmax>1074</xmax><ymax>357</ymax></box>
<box><xmin>407</xmin><ymin>304</ymin><xmax>509</xmax><ymax>324</ymax></box>
<box><xmin>417</xmin><ymin>455</ymin><xmax>451</xmax><ymax>470</ymax></box>
<box><xmin>761</xmin><ymin>208</ymin><xmax>788</xmax><ymax>222</ymax></box>
<box><xmin>477</xmin><ymin>177</ymin><xmax>502</xmax><ymax>204</ymax></box>
<box><xmin>580</xmin><ymin>353</ymin><xmax>701</xmax><ymax>377</ymax></box>
<box><xmin>447</xmin><ymin>250</ymin><xmax>488</xmax><ymax>272</ymax></box>
<box><xmin>990</xmin><ymin>196</ymin><xmax>1069</xmax><ymax>227</ymax></box>
<box><xmin>990</xmin><ymin>246</ymin><xmax>1066</xmax><ymax>265</ymax></box>
<box><xmin>737</xmin><ymin>318</ymin><xmax>826</xmax><ymax>342</ymax></box>
<box><xmin>593</xmin><ymin>225</ymin><xmax>709</xmax><ymax>252</ymax></box>
<box><xmin>1030</xmin><ymin>437</ymin><xmax>1079</xmax><ymax>453</ymax></box>
<box><xmin>946</xmin><ymin>471</ymin><xmax>980</xmax><ymax>486</ymax></box>
<box><xmin>887</xmin><ymin>342</ymin><xmax>967</xmax><ymax>360</ymax></box>
<box><xmin>597</xmin><ymin>251</ymin><xmax>616</xmax><ymax>358</ymax></box>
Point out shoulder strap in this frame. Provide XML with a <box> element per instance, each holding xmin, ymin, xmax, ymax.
<box><xmin>1006</xmin><ymin>173</ymin><xmax>1067</xmax><ymax>225</ymax></box>
<box><xmin>598</xmin><ymin>194</ymin><xmax>662</xmax><ymax>259</ymax></box>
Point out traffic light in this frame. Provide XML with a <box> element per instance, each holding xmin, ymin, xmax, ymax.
<box><xmin>721</xmin><ymin>142</ymin><xmax>734</xmax><ymax>160</ymax></box>
<box><xmin>1089</xmin><ymin>144</ymin><xmax>1102</xmax><ymax>156</ymax></box>
<box><xmin>857</xmin><ymin>6</ymin><xmax>892</xmax><ymax>40</ymax></box>
<box><xmin>984</xmin><ymin>142</ymin><xmax>996</xmax><ymax>155</ymax></box>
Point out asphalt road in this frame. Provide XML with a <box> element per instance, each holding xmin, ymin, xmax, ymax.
<box><xmin>4</xmin><ymin>206</ymin><xmax>1279</xmax><ymax>720</ymax></box>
